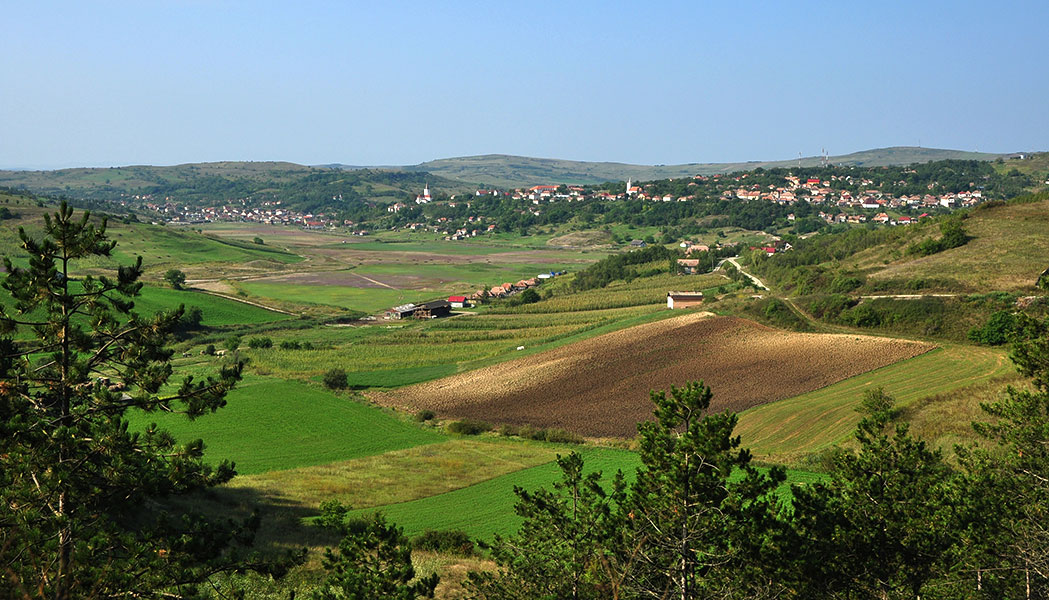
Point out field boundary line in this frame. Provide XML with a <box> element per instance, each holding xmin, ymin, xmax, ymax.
<box><xmin>187</xmin><ymin>288</ymin><xmax>297</xmax><ymax>315</ymax></box>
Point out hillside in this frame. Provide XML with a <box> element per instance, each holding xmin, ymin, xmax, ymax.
<box><xmin>0</xmin><ymin>162</ymin><xmax>470</xmax><ymax>208</ymax></box>
<box><xmin>399</xmin><ymin>147</ymin><xmax>1007</xmax><ymax>187</ymax></box>
<box><xmin>856</xmin><ymin>193</ymin><xmax>1049</xmax><ymax>291</ymax></box>
<box><xmin>1</xmin><ymin>148</ymin><xmax>1009</xmax><ymax>204</ymax></box>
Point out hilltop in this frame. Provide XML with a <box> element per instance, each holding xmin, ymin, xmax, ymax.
<box><xmin>0</xmin><ymin>162</ymin><xmax>471</xmax><ymax>209</ymax></box>
<box><xmin>395</xmin><ymin>146</ymin><xmax>1008</xmax><ymax>187</ymax></box>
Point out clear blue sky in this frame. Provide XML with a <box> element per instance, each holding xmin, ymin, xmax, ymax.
<box><xmin>2</xmin><ymin>1</ymin><xmax>1046</xmax><ymax>169</ymax></box>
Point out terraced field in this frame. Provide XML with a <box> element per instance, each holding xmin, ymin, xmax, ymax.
<box><xmin>374</xmin><ymin>314</ymin><xmax>933</xmax><ymax>438</ymax></box>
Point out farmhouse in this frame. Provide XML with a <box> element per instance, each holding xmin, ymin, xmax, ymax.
<box><xmin>667</xmin><ymin>291</ymin><xmax>705</xmax><ymax>309</ymax></box>
<box><xmin>676</xmin><ymin>258</ymin><xmax>702</xmax><ymax>275</ymax></box>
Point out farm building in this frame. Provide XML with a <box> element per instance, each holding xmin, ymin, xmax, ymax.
<box><xmin>385</xmin><ymin>303</ymin><xmax>417</xmax><ymax>319</ymax></box>
<box><xmin>448</xmin><ymin>295</ymin><xmax>467</xmax><ymax>308</ymax></box>
<box><xmin>676</xmin><ymin>258</ymin><xmax>702</xmax><ymax>275</ymax></box>
<box><xmin>667</xmin><ymin>291</ymin><xmax>705</xmax><ymax>309</ymax></box>
<box><xmin>414</xmin><ymin>300</ymin><xmax>452</xmax><ymax>319</ymax></box>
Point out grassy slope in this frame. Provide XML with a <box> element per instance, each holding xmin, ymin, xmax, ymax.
<box><xmin>136</xmin><ymin>285</ymin><xmax>291</xmax><ymax>325</ymax></box>
<box><xmin>735</xmin><ymin>344</ymin><xmax>1012</xmax><ymax>465</ymax></box>
<box><xmin>855</xmin><ymin>196</ymin><xmax>1049</xmax><ymax>291</ymax></box>
<box><xmin>0</xmin><ymin>194</ymin><xmax>302</xmax><ymax>279</ymax></box>
<box><xmin>126</xmin><ymin>375</ymin><xmax>446</xmax><ymax>474</ymax></box>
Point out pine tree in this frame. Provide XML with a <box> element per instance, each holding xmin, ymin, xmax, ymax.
<box><xmin>311</xmin><ymin>502</ymin><xmax>438</xmax><ymax>600</ymax></box>
<box><xmin>961</xmin><ymin>315</ymin><xmax>1049</xmax><ymax>598</ymax></box>
<box><xmin>0</xmin><ymin>203</ymin><xmax>272</xmax><ymax>599</ymax></box>
<box><xmin>467</xmin><ymin>452</ymin><xmax>627</xmax><ymax>600</ymax></box>
<box><xmin>625</xmin><ymin>381</ymin><xmax>785</xmax><ymax>600</ymax></box>
<box><xmin>788</xmin><ymin>388</ymin><xmax>962</xmax><ymax>599</ymax></box>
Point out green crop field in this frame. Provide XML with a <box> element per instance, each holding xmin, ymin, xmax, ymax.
<box><xmin>125</xmin><ymin>375</ymin><xmax>446</xmax><ymax>474</ymax></box>
<box><xmin>240</xmin><ymin>304</ymin><xmax>676</xmax><ymax>385</ymax></box>
<box><xmin>136</xmin><ymin>285</ymin><xmax>291</xmax><ymax>325</ymax></box>
<box><xmin>735</xmin><ymin>344</ymin><xmax>1012</xmax><ymax>465</ymax></box>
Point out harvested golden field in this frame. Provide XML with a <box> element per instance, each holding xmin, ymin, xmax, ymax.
<box><xmin>373</xmin><ymin>314</ymin><xmax>934</xmax><ymax>438</ymax></box>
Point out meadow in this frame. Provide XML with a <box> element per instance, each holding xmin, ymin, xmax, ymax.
<box><xmin>125</xmin><ymin>375</ymin><xmax>446</xmax><ymax>474</ymax></box>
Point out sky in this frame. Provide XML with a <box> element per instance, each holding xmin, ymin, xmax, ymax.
<box><xmin>2</xmin><ymin>1</ymin><xmax>1047</xmax><ymax>169</ymax></box>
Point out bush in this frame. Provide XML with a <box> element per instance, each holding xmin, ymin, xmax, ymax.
<box><xmin>224</xmin><ymin>335</ymin><xmax>242</xmax><ymax>352</ymax></box>
<box><xmin>279</xmin><ymin>340</ymin><xmax>301</xmax><ymax>350</ymax></box>
<box><xmin>203</xmin><ymin>344</ymin><xmax>215</xmax><ymax>356</ymax></box>
<box><xmin>247</xmin><ymin>337</ymin><xmax>273</xmax><ymax>349</ymax></box>
<box><xmin>411</xmin><ymin>530</ymin><xmax>475</xmax><ymax>556</ymax></box>
<box><xmin>968</xmin><ymin>311</ymin><xmax>1018</xmax><ymax>346</ymax></box>
<box><xmin>415</xmin><ymin>410</ymin><xmax>435</xmax><ymax>422</ymax></box>
<box><xmin>540</xmin><ymin>428</ymin><xmax>585</xmax><ymax>444</ymax></box>
<box><xmin>830</xmin><ymin>275</ymin><xmax>864</xmax><ymax>294</ymax></box>
<box><xmin>323</xmin><ymin>368</ymin><xmax>348</xmax><ymax>390</ymax></box>
<box><xmin>447</xmin><ymin>419</ymin><xmax>491</xmax><ymax>435</ymax></box>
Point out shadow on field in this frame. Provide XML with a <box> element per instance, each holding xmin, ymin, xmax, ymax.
<box><xmin>181</xmin><ymin>484</ymin><xmax>339</xmax><ymax>560</ymax></box>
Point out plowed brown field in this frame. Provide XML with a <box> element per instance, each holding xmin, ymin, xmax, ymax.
<box><xmin>372</xmin><ymin>314</ymin><xmax>934</xmax><ymax>438</ymax></box>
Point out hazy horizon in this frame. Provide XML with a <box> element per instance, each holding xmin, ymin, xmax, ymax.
<box><xmin>3</xmin><ymin>1</ymin><xmax>1047</xmax><ymax>169</ymax></box>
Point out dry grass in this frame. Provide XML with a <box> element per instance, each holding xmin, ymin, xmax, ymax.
<box><xmin>862</xmin><ymin>199</ymin><xmax>1049</xmax><ymax>291</ymax></box>
<box><xmin>373</xmin><ymin>314</ymin><xmax>933</xmax><ymax>438</ymax></box>
<box><xmin>226</xmin><ymin>439</ymin><xmax>559</xmax><ymax>510</ymax></box>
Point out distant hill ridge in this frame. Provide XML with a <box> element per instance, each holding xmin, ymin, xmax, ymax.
<box><xmin>0</xmin><ymin>147</ymin><xmax>1022</xmax><ymax>199</ymax></box>
<box><xmin>391</xmin><ymin>147</ymin><xmax>1009</xmax><ymax>187</ymax></box>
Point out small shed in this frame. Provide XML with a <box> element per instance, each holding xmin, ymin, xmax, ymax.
<box><xmin>448</xmin><ymin>295</ymin><xmax>467</xmax><ymax>308</ymax></box>
<box><xmin>667</xmin><ymin>291</ymin><xmax>705</xmax><ymax>309</ymax></box>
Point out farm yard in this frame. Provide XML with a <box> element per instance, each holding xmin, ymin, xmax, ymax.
<box><xmin>372</xmin><ymin>313</ymin><xmax>934</xmax><ymax>438</ymax></box>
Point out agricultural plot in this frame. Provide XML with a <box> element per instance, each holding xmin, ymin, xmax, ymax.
<box><xmin>135</xmin><ymin>285</ymin><xmax>291</xmax><ymax>325</ymax></box>
<box><xmin>350</xmin><ymin>447</ymin><xmax>823</xmax><ymax>541</ymax></box>
<box><xmin>374</xmin><ymin>314</ymin><xmax>933</xmax><ymax>438</ymax></box>
<box><xmin>125</xmin><ymin>375</ymin><xmax>445</xmax><ymax>474</ymax></box>
<box><xmin>242</xmin><ymin>305</ymin><xmax>666</xmax><ymax>385</ymax></box>
<box><xmin>350</xmin><ymin>446</ymin><xmax>642</xmax><ymax>540</ymax></box>
<box><xmin>735</xmin><ymin>343</ymin><xmax>1013</xmax><ymax>464</ymax></box>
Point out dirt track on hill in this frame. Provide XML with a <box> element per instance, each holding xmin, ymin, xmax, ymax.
<box><xmin>371</xmin><ymin>314</ymin><xmax>933</xmax><ymax>438</ymax></box>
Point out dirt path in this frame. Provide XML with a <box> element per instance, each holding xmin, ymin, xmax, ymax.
<box><xmin>723</xmin><ymin>257</ymin><xmax>769</xmax><ymax>290</ymax></box>
<box><xmin>347</xmin><ymin>270</ymin><xmax>397</xmax><ymax>289</ymax></box>
<box><xmin>188</xmin><ymin>288</ymin><xmax>297</xmax><ymax>315</ymax></box>
<box><xmin>858</xmin><ymin>294</ymin><xmax>962</xmax><ymax>300</ymax></box>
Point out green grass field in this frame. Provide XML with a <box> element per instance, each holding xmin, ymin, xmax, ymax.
<box><xmin>349</xmin><ymin>446</ymin><xmax>641</xmax><ymax>539</ymax></box>
<box><xmin>126</xmin><ymin>375</ymin><xmax>446</xmax><ymax>474</ymax></box>
<box><xmin>735</xmin><ymin>344</ymin><xmax>1012</xmax><ymax>465</ymax></box>
<box><xmin>136</xmin><ymin>285</ymin><xmax>291</xmax><ymax>325</ymax></box>
<box><xmin>349</xmin><ymin>446</ymin><xmax>824</xmax><ymax>540</ymax></box>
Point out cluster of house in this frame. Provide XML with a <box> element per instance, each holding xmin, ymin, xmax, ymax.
<box><xmin>732</xmin><ymin>175</ymin><xmax>984</xmax><ymax>215</ymax></box>
<box><xmin>803</xmin><ymin>211</ymin><xmax>928</xmax><ymax>225</ymax></box>
<box><xmin>141</xmin><ymin>197</ymin><xmax>373</xmax><ymax>233</ymax></box>
<box><xmin>381</xmin><ymin>272</ymin><xmax>564</xmax><ymax>320</ymax></box>
<box><xmin>482</xmin><ymin>272</ymin><xmax>561</xmax><ymax>299</ymax></box>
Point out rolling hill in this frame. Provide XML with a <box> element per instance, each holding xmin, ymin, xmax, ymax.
<box><xmin>397</xmin><ymin>147</ymin><xmax>1008</xmax><ymax>187</ymax></box>
<box><xmin>1</xmin><ymin>148</ymin><xmax>1015</xmax><ymax>203</ymax></box>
